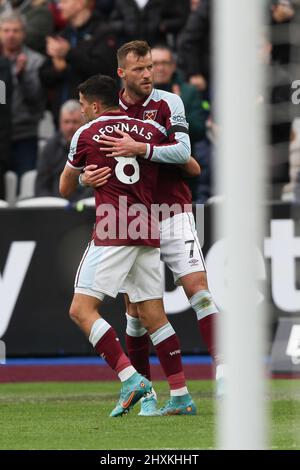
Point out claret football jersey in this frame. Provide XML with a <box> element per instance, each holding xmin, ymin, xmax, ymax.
<box><xmin>67</xmin><ymin>111</ymin><xmax>168</xmax><ymax>247</ymax></box>
<box><xmin>119</xmin><ymin>88</ymin><xmax>192</xmax><ymax>211</ymax></box>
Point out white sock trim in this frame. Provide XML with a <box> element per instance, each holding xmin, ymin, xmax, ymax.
<box><xmin>118</xmin><ymin>365</ymin><xmax>136</xmax><ymax>382</ymax></box>
<box><xmin>125</xmin><ymin>313</ymin><xmax>147</xmax><ymax>337</ymax></box>
<box><xmin>150</xmin><ymin>323</ymin><xmax>175</xmax><ymax>346</ymax></box>
<box><xmin>170</xmin><ymin>387</ymin><xmax>188</xmax><ymax>397</ymax></box>
<box><xmin>189</xmin><ymin>290</ymin><xmax>219</xmax><ymax>321</ymax></box>
<box><xmin>89</xmin><ymin>318</ymin><xmax>111</xmax><ymax>348</ymax></box>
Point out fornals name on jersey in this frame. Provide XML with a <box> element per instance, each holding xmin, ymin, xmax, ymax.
<box><xmin>92</xmin><ymin>122</ymin><xmax>153</xmax><ymax>142</ymax></box>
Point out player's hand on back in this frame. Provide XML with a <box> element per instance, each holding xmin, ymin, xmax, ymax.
<box><xmin>81</xmin><ymin>165</ymin><xmax>111</xmax><ymax>188</ymax></box>
<box><xmin>99</xmin><ymin>129</ymin><xmax>147</xmax><ymax>158</ymax></box>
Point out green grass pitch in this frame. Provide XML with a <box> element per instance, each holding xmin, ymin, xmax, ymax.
<box><xmin>0</xmin><ymin>380</ymin><xmax>299</xmax><ymax>450</ymax></box>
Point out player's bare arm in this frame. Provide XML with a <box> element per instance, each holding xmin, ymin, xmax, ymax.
<box><xmin>80</xmin><ymin>165</ymin><xmax>112</xmax><ymax>187</ymax></box>
<box><xmin>59</xmin><ymin>165</ymin><xmax>81</xmax><ymax>198</ymax></box>
<box><xmin>179</xmin><ymin>157</ymin><xmax>201</xmax><ymax>177</ymax></box>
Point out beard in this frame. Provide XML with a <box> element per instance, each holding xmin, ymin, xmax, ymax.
<box><xmin>127</xmin><ymin>80</ymin><xmax>153</xmax><ymax>98</ymax></box>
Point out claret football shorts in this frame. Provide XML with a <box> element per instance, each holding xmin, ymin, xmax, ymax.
<box><xmin>74</xmin><ymin>241</ymin><xmax>163</xmax><ymax>303</ymax></box>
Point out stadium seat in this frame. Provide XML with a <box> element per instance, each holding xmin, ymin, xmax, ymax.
<box><xmin>75</xmin><ymin>197</ymin><xmax>95</xmax><ymax>208</ymax></box>
<box><xmin>206</xmin><ymin>195</ymin><xmax>225</xmax><ymax>204</ymax></box>
<box><xmin>38</xmin><ymin>110</ymin><xmax>55</xmax><ymax>141</ymax></box>
<box><xmin>281</xmin><ymin>191</ymin><xmax>295</xmax><ymax>202</ymax></box>
<box><xmin>4</xmin><ymin>171</ymin><xmax>18</xmax><ymax>206</ymax></box>
<box><xmin>15</xmin><ymin>197</ymin><xmax>69</xmax><ymax>208</ymax></box>
<box><xmin>0</xmin><ymin>200</ymin><xmax>9</xmax><ymax>208</ymax></box>
<box><xmin>18</xmin><ymin>170</ymin><xmax>37</xmax><ymax>200</ymax></box>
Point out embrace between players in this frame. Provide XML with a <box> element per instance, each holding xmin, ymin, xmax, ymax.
<box><xmin>59</xmin><ymin>41</ymin><xmax>225</xmax><ymax>417</ymax></box>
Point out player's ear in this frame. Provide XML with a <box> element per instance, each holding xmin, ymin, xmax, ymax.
<box><xmin>92</xmin><ymin>101</ymin><xmax>99</xmax><ymax>114</ymax></box>
<box><xmin>117</xmin><ymin>67</ymin><xmax>125</xmax><ymax>79</ymax></box>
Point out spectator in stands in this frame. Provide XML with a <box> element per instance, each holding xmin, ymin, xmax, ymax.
<box><xmin>94</xmin><ymin>0</ymin><xmax>115</xmax><ymax>20</ymax></box>
<box><xmin>0</xmin><ymin>11</ymin><xmax>45</xmax><ymax>182</ymax></box>
<box><xmin>178</xmin><ymin>0</ymin><xmax>211</xmax><ymax>93</ymax></box>
<box><xmin>190</xmin><ymin>0</ymin><xmax>201</xmax><ymax>11</ymax></box>
<box><xmin>0</xmin><ymin>1</ymin><xmax>54</xmax><ymax>54</ymax></box>
<box><xmin>48</xmin><ymin>0</ymin><xmax>67</xmax><ymax>32</ymax></box>
<box><xmin>35</xmin><ymin>99</ymin><xmax>93</xmax><ymax>202</ymax></box>
<box><xmin>0</xmin><ymin>54</ymin><xmax>12</xmax><ymax>200</ymax></box>
<box><xmin>152</xmin><ymin>44</ymin><xmax>210</xmax><ymax>201</ymax></box>
<box><xmin>109</xmin><ymin>0</ymin><xmax>190</xmax><ymax>48</ymax></box>
<box><xmin>152</xmin><ymin>44</ymin><xmax>206</xmax><ymax>144</ymax></box>
<box><xmin>0</xmin><ymin>0</ymin><xmax>9</xmax><ymax>14</ymax></box>
<box><xmin>39</xmin><ymin>0</ymin><xmax>117</xmax><ymax>125</ymax></box>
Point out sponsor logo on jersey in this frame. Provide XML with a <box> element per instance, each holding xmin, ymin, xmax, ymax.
<box><xmin>170</xmin><ymin>114</ymin><xmax>188</xmax><ymax>128</ymax></box>
<box><xmin>143</xmin><ymin>109</ymin><xmax>157</xmax><ymax>121</ymax></box>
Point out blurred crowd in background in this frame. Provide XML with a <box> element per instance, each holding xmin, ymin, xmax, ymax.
<box><xmin>0</xmin><ymin>0</ymin><xmax>300</xmax><ymax>206</ymax></box>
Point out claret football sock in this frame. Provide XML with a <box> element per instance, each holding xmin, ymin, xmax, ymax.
<box><xmin>125</xmin><ymin>313</ymin><xmax>151</xmax><ymax>381</ymax></box>
<box><xmin>189</xmin><ymin>290</ymin><xmax>218</xmax><ymax>361</ymax></box>
<box><xmin>150</xmin><ymin>323</ymin><xmax>187</xmax><ymax>393</ymax></box>
<box><xmin>89</xmin><ymin>318</ymin><xmax>134</xmax><ymax>380</ymax></box>
<box><xmin>190</xmin><ymin>291</ymin><xmax>227</xmax><ymax>397</ymax></box>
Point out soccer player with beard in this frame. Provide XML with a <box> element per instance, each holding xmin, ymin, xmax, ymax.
<box><xmin>82</xmin><ymin>41</ymin><xmax>226</xmax><ymax>416</ymax></box>
<box><xmin>60</xmin><ymin>74</ymin><xmax>197</xmax><ymax>417</ymax></box>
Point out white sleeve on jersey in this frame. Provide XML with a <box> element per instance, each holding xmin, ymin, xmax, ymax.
<box><xmin>66</xmin><ymin>124</ymin><xmax>90</xmax><ymax>170</ymax></box>
<box><xmin>150</xmin><ymin>131</ymin><xmax>190</xmax><ymax>164</ymax></box>
<box><xmin>148</xmin><ymin>92</ymin><xmax>191</xmax><ymax>164</ymax></box>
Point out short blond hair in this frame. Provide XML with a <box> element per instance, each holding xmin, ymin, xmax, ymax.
<box><xmin>117</xmin><ymin>40</ymin><xmax>151</xmax><ymax>67</ymax></box>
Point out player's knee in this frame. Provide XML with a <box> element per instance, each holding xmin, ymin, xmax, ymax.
<box><xmin>136</xmin><ymin>310</ymin><xmax>148</xmax><ymax>329</ymax></box>
<box><xmin>138</xmin><ymin>310</ymin><xmax>168</xmax><ymax>334</ymax></box>
<box><xmin>127</xmin><ymin>303</ymin><xmax>139</xmax><ymax>317</ymax></box>
<box><xmin>182</xmin><ymin>273</ymin><xmax>208</xmax><ymax>299</ymax></box>
<box><xmin>69</xmin><ymin>301</ymin><xmax>82</xmax><ymax>325</ymax></box>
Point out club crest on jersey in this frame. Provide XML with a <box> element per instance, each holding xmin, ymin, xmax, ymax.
<box><xmin>143</xmin><ymin>109</ymin><xmax>157</xmax><ymax>121</ymax></box>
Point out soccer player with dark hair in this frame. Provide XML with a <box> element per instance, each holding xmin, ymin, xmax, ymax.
<box><xmin>60</xmin><ymin>74</ymin><xmax>197</xmax><ymax>417</ymax></box>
